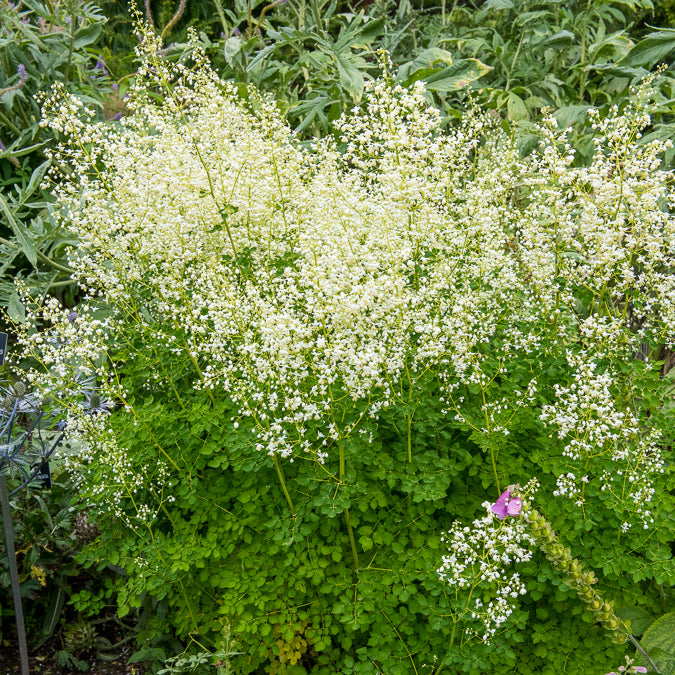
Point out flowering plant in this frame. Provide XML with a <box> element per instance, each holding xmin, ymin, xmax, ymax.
<box><xmin>6</xmin><ymin>30</ymin><xmax>675</xmax><ymax>673</ymax></box>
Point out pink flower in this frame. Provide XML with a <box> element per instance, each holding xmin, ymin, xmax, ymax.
<box><xmin>634</xmin><ymin>668</ymin><xmax>647</xmax><ymax>674</ymax></box>
<box><xmin>491</xmin><ymin>489</ymin><xmax>522</xmax><ymax>519</ymax></box>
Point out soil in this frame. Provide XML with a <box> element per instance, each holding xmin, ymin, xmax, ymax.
<box><xmin>0</xmin><ymin>642</ymin><xmax>148</xmax><ymax>675</ymax></box>
<box><xmin>0</xmin><ymin>623</ymin><xmax>150</xmax><ymax>675</ymax></box>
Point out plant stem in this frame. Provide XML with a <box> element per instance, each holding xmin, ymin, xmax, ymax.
<box><xmin>406</xmin><ymin>412</ymin><xmax>413</xmax><ymax>463</ymax></box>
<box><xmin>273</xmin><ymin>455</ymin><xmax>296</xmax><ymax>515</ymax></box>
<box><xmin>64</xmin><ymin>8</ymin><xmax>76</xmax><ymax>83</ymax></box>
<box><xmin>343</xmin><ymin>506</ymin><xmax>360</xmax><ymax>572</ymax></box>
<box><xmin>339</xmin><ymin>445</ymin><xmax>359</xmax><ymax>572</ymax></box>
<box><xmin>628</xmin><ymin>635</ymin><xmax>661</xmax><ymax>674</ymax></box>
<box><xmin>505</xmin><ymin>32</ymin><xmax>524</xmax><ymax>93</ymax></box>
<box><xmin>184</xmin><ymin>345</ymin><xmax>216</xmax><ymax>404</ymax></box>
<box><xmin>309</xmin><ymin>0</ymin><xmax>325</xmax><ymax>36</ymax></box>
<box><xmin>213</xmin><ymin>0</ymin><xmax>229</xmax><ymax>36</ymax></box>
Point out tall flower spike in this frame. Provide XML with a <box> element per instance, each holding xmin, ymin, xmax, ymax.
<box><xmin>520</xmin><ymin>498</ymin><xmax>631</xmax><ymax>644</ymax></box>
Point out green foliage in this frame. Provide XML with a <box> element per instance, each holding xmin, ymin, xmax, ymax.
<box><xmin>15</xmin><ymin>40</ymin><xmax>675</xmax><ymax>673</ymax></box>
<box><xmin>0</xmin><ymin>469</ymin><xmax>81</xmax><ymax>643</ymax></box>
<box><xmin>0</xmin><ymin>0</ymin><xmax>113</xmax><ymax>311</ymax></box>
<box><xmin>636</xmin><ymin>612</ymin><xmax>675</xmax><ymax>674</ymax></box>
<box><xmin>421</xmin><ymin>0</ymin><xmax>675</xmax><ymax>164</ymax></box>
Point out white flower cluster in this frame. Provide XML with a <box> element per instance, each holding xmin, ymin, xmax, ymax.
<box><xmin>21</xmin><ymin>40</ymin><xmax>674</xmax><ymax>532</ymax></box>
<box><xmin>541</xmin><ymin>347</ymin><xmax>664</xmax><ymax>525</ymax></box>
<box><xmin>438</xmin><ymin>505</ymin><xmax>534</xmax><ymax>642</ymax></box>
<box><xmin>37</xmin><ymin>42</ymin><xmax>540</xmax><ymax>463</ymax></box>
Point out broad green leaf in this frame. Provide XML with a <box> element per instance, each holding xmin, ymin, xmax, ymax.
<box><xmin>335</xmin><ymin>57</ymin><xmax>364</xmax><ymax>99</ymax></box>
<box><xmin>534</xmin><ymin>30</ymin><xmax>575</xmax><ymax>50</ymax></box>
<box><xmin>514</xmin><ymin>10</ymin><xmax>553</xmax><ymax>26</ymax></box>
<box><xmin>397</xmin><ymin>49</ymin><xmax>453</xmax><ymax>84</ymax></box>
<box><xmin>615</xmin><ymin>606</ymin><xmax>654</xmax><ymax>637</ymax></box>
<box><xmin>424</xmin><ymin>59</ymin><xmax>492</xmax><ymax>92</ymax></box>
<box><xmin>586</xmin><ymin>63</ymin><xmax>649</xmax><ymax>78</ymax></box>
<box><xmin>8</xmin><ymin>291</ymin><xmax>26</xmax><ymax>323</ymax></box>
<box><xmin>483</xmin><ymin>0</ymin><xmax>514</xmax><ymax>10</ymax></box>
<box><xmin>620</xmin><ymin>28</ymin><xmax>675</xmax><ymax>67</ymax></box>
<box><xmin>636</xmin><ymin>612</ymin><xmax>675</xmax><ymax>675</ymax></box>
<box><xmin>410</xmin><ymin>47</ymin><xmax>454</xmax><ymax>71</ymax></box>
<box><xmin>347</xmin><ymin>16</ymin><xmax>387</xmax><ymax>46</ymax></box>
<box><xmin>554</xmin><ymin>104</ymin><xmax>591</xmax><ymax>128</ymax></box>
<box><xmin>73</xmin><ymin>24</ymin><xmax>103</xmax><ymax>49</ymax></box>
<box><xmin>223</xmin><ymin>36</ymin><xmax>243</xmax><ymax>67</ymax></box>
<box><xmin>507</xmin><ymin>92</ymin><xmax>529</xmax><ymax>121</ymax></box>
<box><xmin>0</xmin><ymin>193</ymin><xmax>37</xmax><ymax>266</ymax></box>
<box><xmin>19</xmin><ymin>159</ymin><xmax>51</xmax><ymax>206</ymax></box>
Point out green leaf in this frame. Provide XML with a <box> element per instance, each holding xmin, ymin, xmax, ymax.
<box><xmin>416</xmin><ymin>47</ymin><xmax>454</xmax><ymax>67</ymax></box>
<box><xmin>8</xmin><ymin>292</ymin><xmax>26</xmax><ymax>323</ymax></box>
<box><xmin>423</xmin><ymin>59</ymin><xmax>492</xmax><ymax>92</ymax></box>
<box><xmin>0</xmin><ymin>193</ymin><xmax>37</xmax><ymax>266</ymax></box>
<box><xmin>19</xmin><ymin>159</ymin><xmax>51</xmax><ymax>206</ymax></box>
<box><xmin>620</xmin><ymin>28</ymin><xmax>675</xmax><ymax>67</ymax></box>
<box><xmin>223</xmin><ymin>36</ymin><xmax>243</xmax><ymax>67</ymax></box>
<box><xmin>73</xmin><ymin>24</ymin><xmax>103</xmax><ymax>48</ymax></box>
<box><xmin>586</xmin><ymin>63</ymin><xmax>649</xmax><ymax>78</ymax></box>
<box><xmin>535</xmin><ymin>30</ymin><xmax>575</xmax><ymax>50</ymax></box>
<box><xmin>483</xmin><ymin>0</ymin><xmax>514</xmax><ymax>9</ymax></box>
<box><xmin>507</xmin><ymin>92</ymin><xmax>529</xmax><ymax>121</ymax></box>
<box><xmin>554</xmin><ymin>105</ymin><xmax>591</xmax><ymax>128</ymax></box>
<box><xmin>615</xmin><ymin>606</ymin><xmax>653</xmax><ymax>637</ymax></box>
<box><xmin>336</xmin><ymin>59</ymin><xmax>364</xmax><ymax>99</ymax></box>
<box><xmin>636</xmin><ymin>612</ymin><xmax>675</xmax><ymax>675</ymax></box>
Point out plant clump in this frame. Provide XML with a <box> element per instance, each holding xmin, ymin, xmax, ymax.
<box><xmin>7</xmin><ymin>30</ymin><xmax>675</xmax><ymax>674</ymax></box>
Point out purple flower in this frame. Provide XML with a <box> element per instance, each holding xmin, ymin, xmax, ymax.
<box><xmin>634</xmin><ymin>669</ymin><xmax>647</xmax><ymax>674</ymax></box>
<box><xmin>68</xmin><ymin>311</ymin><xmax>78</xmax><ymax>323</ymax></box>
<box><xmin>491</xmin><ymin>489</ymin><xmax>522</xmax><ymax>520</ymax></box>
<box><xmin>232</xmin><ymin>26</ymin><xmax>241</xmax><ymax>36</ymax></box>
<box><xmin>93</xmin><ymin>56</ymin><xmax>108</xmax><ymax>76</ymax></box>
<box><xmin>0</xmin><ymin>139</ymin><xmax>5</xmax><ymax>151</ymax></box>
<box><xmin>112</xmin><ymin>112</ymin><xmax>122</xmax><ymax>120</ymax></box>
<box><xmin>17</xmin><ymin>63</ymin><xmax>27</xmax><ymax>83</ymax></box>
<box><xmin>112</xmin><ymin>82</ymin><xmax>118</xmax><ymax>91</ymax></box>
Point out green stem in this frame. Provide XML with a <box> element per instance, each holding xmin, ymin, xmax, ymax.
<box><xmin>159</xmin><ymin>501</ymin><xmax>175</xmax><ymax>527</ymax></box>
<box><xmin>578</xmin><ymin>0</ymin><xmax>592</xmax><ymax>102</ymax></box>
<box><xmin>339</xmin><ymin>445</ymin><xmax>359</xmax><ymax>572</ymax></box>
<box><xmin>432</xmin><ymin>619</ymin><xmax>457</xmax><ymax>675</ymax></box>
<box><xmin>406</xmin><ymin>413</ymin><xmax>413</xmax><ymax>463</ymax></box>
<box><xmin>273</xmin><ymin>455</ymin><xmax>296</xmax><ymax>515</ymax></box>
<box><xmin>212</xmin><ymin>0</ymin><xmax>229</xmax><ymax>35</ymax></box>
<box><xmin>505</xmin><ymin>32</ymin><xmax>524</xmax><ymax>93</ymax></box>
<box><xmin>184</xmin><ymin>345</ymin><xmax>216</xmax><ymax>404</ymax></box>
<box><xmin>64</xmin><ymin>10</ymin><xmax>76</xmax><ymax>82</ymax></box>
<box><xmin>490</xmin><ymin>444</ymin><xmax>500</xmax><ymax>494</ymax></box>
<box><xmin>35</xmin><ymin>249</ymin><xmax>75</xmax><ymax>274</ymax></box>
<box><xmin>343</xmin><ymin>507</ymin><xmax>360</xmax><ymax>572</ymax></box>
<box><xmin>0</xmin><ymin>110</ymin><xmax>22</xmax><ymax>136</ymax></box>
<box><xmin>309</xmin><ymin>0</ymin><xmax>325</xmax><ymax>36</ymax></box>
<box><xmin>628</xmin><ymin>634</ymin><xmax>661</xmax><ymax>674</ymax></box>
